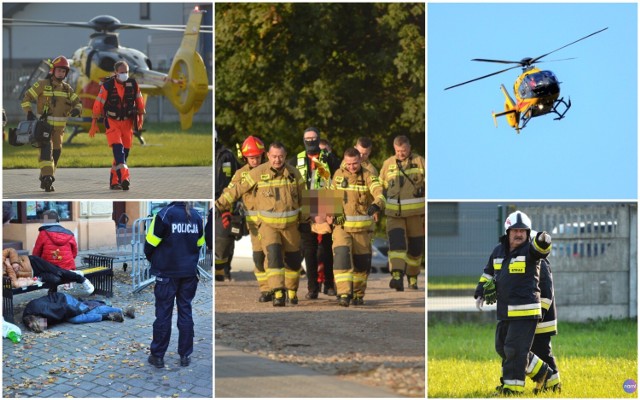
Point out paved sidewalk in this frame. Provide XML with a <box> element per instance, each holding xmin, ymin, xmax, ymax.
<box><xmin>215</xmin><ymin>345</ymin><xmax>397</xmax><ymax>398</ymax></box>
<box><xmin>3</xmin><ymin>167</ymin><xmax>212</xmax><ymax>199</ymax></box>
<box><xmin>2</xmin><ymin>252</ymin><xmax>213</xmax><ymax>398</ymax></box>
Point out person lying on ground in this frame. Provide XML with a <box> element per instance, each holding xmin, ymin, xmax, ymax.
<box><xmin>22</xmin><ymin>292</ymin><xmax>135</xmax><ymax>333</ymax></box>
<box><xmin>2</xmin><ymin>247</ymin><xmax>93</xmax><ymax>293</ymax></box>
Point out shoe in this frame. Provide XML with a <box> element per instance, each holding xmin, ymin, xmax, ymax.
<box><xmin>338</xmin><ymin>295</ymin><xmax>350</xmax><ymax>307</ymax></box>
<box><xmin>533</xmin><ymin>368</ymin><xmax>549</xmax><ymax>394</ymax></box>
<box><xmin>491</xmin><ymin>385</ymin><xmax>518</xmax><ymax>397</ymax></box>
<box><xmin>41</xmin><ymin>176</ymin><xmax>55</xmax><ymax>192</ymax></box>
<box><xmin>286</xmin><ymin>290</ymin><xmax>298</xmax><ymax>305</ymax></box>
<box><xmin>215</xmin><ymin>275</ymin><xmax>224</xmax><ymax>282</ymax></box>
<box><xmin>323</xmin><ymin>285</ymin><xmax>336</xmax><ymax>297</ymax></box>
<box><xmin>110</xmin><ymin>184</ymin><xmax>122</xmax><ymax>190</ymax></box>
<box><xmin>224</xmin><ymin>272</ymin><xmax>232</xmax><ymax>281</ymax></box>
<box><xmin>258</xmin><ymin>292</ymin><xmax>273</xmax><ymax>302</ymax></box>
<box><xmin>81</xmin><ymin>278</ymin><xmax>95</xmax><ymax>295</ymax></box>
<box><xmin>148</xmin><ymin>355</ymin><xmax>165</xmax><ymax>369</ymax></box>
<box><xmin>107</xmin><ymin>312</ymin><xmax>124</xmax><ymax>322</ymax></box>
<box><xmin>407</xmin><ymin>276</ymin><xmax>419</xmax><ymax>290</ymax></box>
<box><xmin>389</xmin><ymin>271</ymin><xmax>404</xmax><ymax>291</ymax></box>
<box><xmin>121</xmin><ymin>180</ymin><xmax>130</xmax><ymax>191</ymax></box>
<box><xmin>124</xmin><ymin>306</ymin><xmax>136</xmax><ymax>319</ymax></box>
<box><xmin>305</xmin><ymin>291</ymin><xmax>319</xmax><ymax>300</ymax></box>
<box><xmin>180</xmin><ymin>356</ymin><xmax>190</xmax><ymax>367</ymax></box>
<box><xmin>272</xmin><ymin>290</ymin><xmax>285</xmax><ymax>307</ymax></box>
<box><xmin>352</xmin><ymin>296</ymin><xmax>364</xmax><ymax>306</ymax></box>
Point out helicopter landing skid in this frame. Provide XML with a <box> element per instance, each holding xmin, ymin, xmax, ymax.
<box><xmin>552</xmin><ymin>97</ymin><xmax>571</xmax><ymax>120</ymax></box>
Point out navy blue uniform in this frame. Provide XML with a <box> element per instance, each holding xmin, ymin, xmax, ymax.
<box><xmin>145</xmin><ymin>202</ymin><xmax>205</xmax><ymax>360</ymax></box>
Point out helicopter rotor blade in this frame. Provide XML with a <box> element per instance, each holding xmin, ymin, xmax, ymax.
<box><xmin>3</xmin><ymin>18</ymin><xmax>212</xmax><ymax>34</ymax></box>
<box><xmin>530</xmin><ymin>27</ymin><xmax>607</xmax><ymax>64</ymax></box>
<box><xmin>471</xmin><ymin>58</ymin><xmax>522</xmax><ymax>65</ymax></box>
<box><xmin>444</xmin><ymin>64</ymin><xmax>521</xmax><ymax>91</ymax></box>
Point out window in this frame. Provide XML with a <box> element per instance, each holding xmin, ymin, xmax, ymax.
<box><xmin>10</xmin><ymin>202</ymin><xmax>72</xmax><ymax>223</ymax></box>
<box><xmin>140</xmin><ymin>3</ymin><xmax>150</xmax><ymax>20</ymax></box>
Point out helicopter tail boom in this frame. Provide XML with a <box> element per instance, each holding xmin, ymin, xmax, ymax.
<box><xmin>491</xmin><ymin>84</ymin><xmax>520</xmax><ymax>131</ymax></box>
<box><xmin>162</xmin><ymin>8</ymin><xmax>210</xmax><ymax>130</ymax></box>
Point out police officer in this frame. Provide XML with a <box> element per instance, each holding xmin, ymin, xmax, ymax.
<box><xmin>21</xmin><ymin>56</ymin><xmax>82</xmax><ymax>192</ymax></box>
<box><xmin>294</xmin><ymin>127</ymin><xmax>340</xmax><ymax>299</ymax></box>
<box><xmin>89</xmin><ymin>61</ymin><xmax>145</xmax><ymax>190</ymax></box>
<box><xmin>379</xmin><ymin>135</ymin><xmax>425</xmax><ymax>290</ymax></box>
<box><xmin>216</xmin><ymin>142</ymin><xmax>305</xmax><ymax>307</ymax></box>
<box><xmin>214</xmin><ymin>129</ymin><xmax>239</xmax><ymax>281</ymax></box>
<box><xmin>144</xmin><ymin>201</ymin><xmax>205</xmax><ymax>369</ymax></box>
<box><xmin>230</xmin><ymin>135</ymin><xmax>271</xmax><ymax>301</ymax></box>
<box><xmin>474</xmin><ymin>211</ymin><xmax>557</xmax><ymax>395</ymax></box>
<box><xmin>329</xmin><ymin>148</ymin><xmax>385</xmax><ymax>306</ymax></box>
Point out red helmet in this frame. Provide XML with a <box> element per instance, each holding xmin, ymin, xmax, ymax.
<box><xmin>241</xmin><ymin>136</ymin><xmax>265</xmax><ymax>157</ymax></box>
<box><xmin>49</xmin><ymin>56</ymin><xmax>70</xmax><ymax>76</ymax></box>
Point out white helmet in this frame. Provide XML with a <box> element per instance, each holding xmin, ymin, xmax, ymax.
<box><xmin>504</xmin><ymin>211</ymin><xmax>532</xmax><ymax>234</ymax></box>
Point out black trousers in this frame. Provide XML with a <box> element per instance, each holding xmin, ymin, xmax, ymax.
<box><xmin>301</xmin><ymin>228</ymin><xmax>320</xmax><ymax>292</ymax></box>
<box><xmin>531</xmin><ymin>334</ymin><xmax>558</xmax><ymax>372</ymax></box>
<box><xmin>495</xmin><ymin>319</ymin><xmax>537</xmax><ymax>385</ymax></box>
<box><xmin>28</xmin><ymin>256</ymin><xmax>85</xmax><ymax>286</ymax></box>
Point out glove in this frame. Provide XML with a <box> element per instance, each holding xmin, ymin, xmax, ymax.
<box><xmin>69</xmin><ymin>108</ymin><xmax>81</xmax><ymax>117</ymax></box>
<box><xmin>535</xmin><ymin>231</ymin><xmax>552</xmax><ymax>248</ymax></box>
<box><xmin>475</xmin><ymin>296</ymin><xmax>484</xmax><ymax>311</ymax></box>
<box><xmin>221</xmin><ymin>212</ymin><xmax>232</xmax><ymax>230</ymax></box>
<box><xmin>334</xmin><ymin>215</ymin><xmax>345</xmax><ymax>226</ymax></box>
<box><xmin>88</xmin><ymin>119</ymin><xmax>99</xmax><ymax>138</ymax></box>
<box><xmin>27</xmin><ymin>111</ymin><xmax>36</xmax><ymax>121</ymax></box>
<box><xmin>483</xmin><ymin>279</ymin><xmax>497</xmax><ymax>305</ymax></box>
<box><xmin>137</xmin><ymin>114</ymin><xmax>144</xmax><ymax>131</ymax></box>
<box><xmin>367</xmin><ymin>204</ymin><xmax>381</xmax><ymax>216</ymax></box>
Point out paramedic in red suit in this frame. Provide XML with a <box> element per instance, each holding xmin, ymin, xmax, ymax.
<box><xmin>89</xmin><ymin>61</ymin><xmax>145</xmax><ymax>190</ymax></box>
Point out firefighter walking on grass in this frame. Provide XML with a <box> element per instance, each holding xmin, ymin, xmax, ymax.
<box><xmin>329</xmin><ymin>148</ymin><xmax>385</xmax><ymax>307</ymax></box>
<box><xmin>21</xmin><ymin>56</ymin><xmax>82</xmax><ymax>192</ymax></box>
<box><xmin>89</xmin><ymin>61</ymin><xmax>145</xmax><ymax>190</ymax></box>
<box><xmin>379</xmin><ymin>135</ymin><xmax>425</xmax><ymax>291</ymax></box>
<box><xmin>474</xmin><ymin>211</ymin><xmax>558</xmax><ymax>395</ymax></box>
<box><xmin>216</xmin><ymin>141</ymin><xmax>305</xmax><ymax>307</ymax></box>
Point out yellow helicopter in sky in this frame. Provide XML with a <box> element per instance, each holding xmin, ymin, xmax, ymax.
<box><xmin>445</xmin><ymin>28</ymin><xmax>607</xmax><ymax>133</ymax></box>
<box><xmin>5</xmin><ymin>6</ymin><xmax>211</xmax><ymax>144</ymax></box>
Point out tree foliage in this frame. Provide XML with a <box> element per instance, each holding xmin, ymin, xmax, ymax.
<box><xmin>215</xmin><ymin>3</ymin><xmax>425</xmax><ymax>165</ymax></box>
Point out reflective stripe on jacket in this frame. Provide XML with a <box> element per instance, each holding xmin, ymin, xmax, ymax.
<box><xmin>379</xmin><ymin>153</ymin><xmax>425</xmax><ymax>217</ymax></box>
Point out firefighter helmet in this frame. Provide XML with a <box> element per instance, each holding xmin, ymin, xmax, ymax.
<box><xmin>241</xmin><ymin>136</ymin><xmax>265</xmax><ymax>157</ymax></box>
<box><xmin>504</xmin><ymin>211</ymin><xmax>532</xmax><ymax>234</ymax></box>
<box><xmin>50</xmin><ymin>56</ymin><xmax>70</xmax><ymax>77</ymax></box>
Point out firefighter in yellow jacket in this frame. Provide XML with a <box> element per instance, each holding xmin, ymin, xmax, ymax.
<box><xmin>330</xmin><ymin>148</ymin><xmax>386</xmax><ymax>306</ymax></box>
<box><xmin>228</xmin><ymin>135</ymin><xmax>272</xmax><ymax>302</ymax></box>
<box><xmin>21</xmin><ymin>56</ymin><xmax>82</xmax><ymax>192</ymax></box>
<box><xmin>379</xmin><ymin>135</ymin><xmax>425</xmax><ymax>291</ymax></box>
<box><xmin>215</xmin><ymin>141</ymin><xmax>305</xmax><ymax>307</ymax></box>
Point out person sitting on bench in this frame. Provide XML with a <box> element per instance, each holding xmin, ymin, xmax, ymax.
<box><xmin>2</xmin><ymin>247</ymin><xmax>94</xmax><ymax>294</ymax></box>
<box><xmin>22</xmin><ymin>292</ymin><xmax>135</xmax><ymax>333</ymax></box>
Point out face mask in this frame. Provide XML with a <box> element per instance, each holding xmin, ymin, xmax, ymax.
<box><xmin>117</xmin><ymin>73</ymin><xmax>129</xmax><ymax>82</ymax></box>
<box><xmin>304</xmin><ymin>138</ymin><xmax>320</xmax><ymax>154</ymax></box>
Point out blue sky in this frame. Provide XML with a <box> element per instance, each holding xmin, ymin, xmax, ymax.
<box><xmin>428</xmin><ymin>3</ymin><xmax>637</xmax><ymax>200</ymax></box>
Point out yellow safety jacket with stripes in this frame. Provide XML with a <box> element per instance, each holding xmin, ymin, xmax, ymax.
<box><xmin>330</xmin><ymin>166</ymin><xmax>385</xmax><ymax>232</ymax></box>
<box><xmin>229</xmin><ymin>164</ymin><xmax>260</xmax><ymax>226</ymax></box>
<box><xmin>379</xmin><ymin>153</ymin><xmax>425</xmax><ymax>217</ymax></box>
<box><xmin>474</xmin><ymin>235</ymin><xmax>551</xmax><ymax>321</ymax></box>
<box><xmin>215</xmin><ymin>161</ymin><xmax>305</xmax><ymax>230</ymax></box>
<box><xmin>21</xmin><ymin>78</ymin><xmax>81</xmax><ymax>128</ymax></box>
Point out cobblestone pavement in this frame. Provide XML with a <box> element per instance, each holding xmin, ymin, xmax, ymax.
<box><xmin>3</xmin><ymin>167</ymin><xmax>213</xmax><ymax>199</ymax></box>
<box><xmin>2</xmin><ymin>253</ymin><xmax>213</xmax><ymax>398</ymax></box>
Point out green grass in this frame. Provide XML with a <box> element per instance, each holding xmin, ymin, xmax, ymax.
<box><xmin>428</xmin><ymin>319</ymin><xmax>638</xmax><ymax>397</ymax></box>
<box><xmin>3</xmin><ymin>122</ymin><xmax>212</xmax><ymax>168</ymax></box>
<box><xmin>428</xmin><ymin>275</ymin><xmax>478</xmax><ymax>290</ymax></box>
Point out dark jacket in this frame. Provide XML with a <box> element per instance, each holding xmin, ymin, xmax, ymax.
<box><xmin>215</xmin><ymin>144</ymin><xmax>239</xmax><ymax>200</ymax></box>
<box><xmin>536</xmin><ymin>258</ymin><xmax>557</xmax><ymax>336</ymax></box>
<box><xmin>23</xmin><ymin>292</ymin><xmax>84</xmax><ymax>324</ymax></box>
<box><xmin>33</xmin><ymin>224</ymin><xmax>78</xmax><ymax>271</ymax></box>
<box><xmin>205</xmin><ymin>208</ymin><xmax>213</xmax><ymax>250</ymax></box>
<box><xmin>144</xmin><ymin>202</ymin><xmax>205</xmax><ymax>278</ymax></box>
<box><xmin>475</xmin><ymin>235</ymin><xmax>550</xmax><ymax>321</ymax></box>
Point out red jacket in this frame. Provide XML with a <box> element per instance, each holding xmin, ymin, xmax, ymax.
<box><xmin>32</xmin><ymin>225</ymin><xmax>78</xmax><ymax>271</ymax></box>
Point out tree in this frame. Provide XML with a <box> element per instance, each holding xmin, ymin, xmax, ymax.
<box><xmin>215</xmin><ymin>3</ymin><xmax>425</xmax><ymax>166</ymax></box>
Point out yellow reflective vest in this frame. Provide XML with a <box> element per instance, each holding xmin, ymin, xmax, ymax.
<box><xmin>379</xmin><ymin>153</ymin><xmax>425</xmax><ymax>217</ymax></box>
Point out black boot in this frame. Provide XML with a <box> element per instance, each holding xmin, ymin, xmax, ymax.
<box><xmin>389</xmin><ymin>270</ymin><xmax>404</xmax><ymax>291</ymax></box>
<box><xmin>407</xmin><ymin>275</ymin><xmax>419</xmax><ymax>290</ymax></box>
<box><xmin>258</xmin><ymin>292</ymin><xmax>273</xmax><ymax>302</ymax></box>
<box><xmin>272</xmin><ymin>289</ymin><xmax>285</xmax><ymax>307</ymax></box>
<box><xmin>41</xmin><ymin>175</ymin><xmax>55</xmax><ymax>192</ymax></box>
<box><xmin>338</xmin><ymin>294</ymin><xmax>350</xmax><ymax>307</ymax></box>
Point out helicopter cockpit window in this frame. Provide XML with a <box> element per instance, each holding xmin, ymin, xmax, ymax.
<box><xmin>522</xmin><ymin>71</ymin><xmax>560</xmax><ymax>97</ymax></box>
